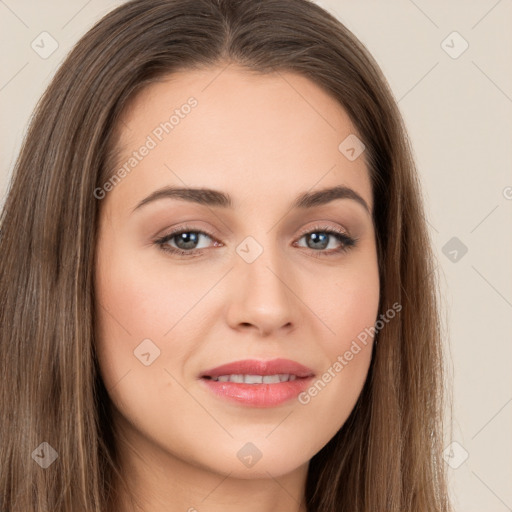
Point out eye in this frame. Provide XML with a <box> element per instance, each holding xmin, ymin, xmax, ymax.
<box><xmin>154</xmin><ymin>224</ymin><xmax>220</xmax><ymax>258</ymax></box>
<box><xmin>154</xmin><ymin>223</ymin><xmax>358</xmax><ymax>258</ymax></box>
<box><xmin>293</xmin><ymin>224</ymin><xmax>357</xmax><ymax>257</ymax></box>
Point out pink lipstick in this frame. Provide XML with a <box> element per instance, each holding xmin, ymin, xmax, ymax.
<box><xmin>199</xmin><ymin>358</ymin><xmax>315</xmax><ymax>407</ymax></box>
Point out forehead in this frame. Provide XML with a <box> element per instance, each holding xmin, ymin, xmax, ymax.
<box><xmin>107</xmin><ymin>65</ymin><xmax>373</xmax><ymax>216</ymax></box>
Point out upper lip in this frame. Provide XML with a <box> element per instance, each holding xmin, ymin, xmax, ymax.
<box><xmin>199</xmin><ymin>358</ymin><xmax>315</xmax><ymax>379</ymax></box>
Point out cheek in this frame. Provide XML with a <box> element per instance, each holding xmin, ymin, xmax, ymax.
<box><xmin>95</xmin><ymin>241</ymin><xmax>206</xmax><ymax>345</ymax></box>
<box><xmin>331</xmin><ymin>277</ymin><xmax>380</xmax><ymax>345</ymax></box>
<box><xmin>94</xmin><ymin>234</ymin><xmax>221</xmax><ymax>402</ymax></box>
<box><xmin>93</xmin><ymin>243</ymin><xmax>202</xmax><ymax>428</ymax></box>
<box><xmin>311</xmin><ymin>254</ymin><xmax>380</xmax><ymax>354</ymax></box>
<box><xmin>296</xmin><ymin>256</ymin><xmax>379</xmax><ymax>433</ymax></box>
<box><xmin>322</xmin><ymin>288</ymin><xmax>378</xmax><ymax>379</ymax></box>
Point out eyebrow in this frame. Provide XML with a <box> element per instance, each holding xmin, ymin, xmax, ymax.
<box><xmin>131</xmin><ymin>184</ymin><xmax>371</xmax><ymax>215</ymax></box>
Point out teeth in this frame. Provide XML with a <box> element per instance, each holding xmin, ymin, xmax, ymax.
<box><xmin>210</xmin><ymin>374</ymin><xmax>298</xmax><ymax>384</ymax></box>
<box><xmin>245</xmin><ymin>374</ymin><xmax>263</xmax><ymax>384</ymax></box>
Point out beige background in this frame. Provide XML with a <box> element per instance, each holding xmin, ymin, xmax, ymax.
<box><xmin>1</xmin><ymin>1</ymin><xmax>511</xmax><ymax>510</ymax></box>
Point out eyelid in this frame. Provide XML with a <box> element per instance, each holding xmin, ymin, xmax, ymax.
<box><xmin>155</xmin><ymin>222</ymin><xmax>222</xmax><ymax>242</ymax></box>
<box><xmin>296</xmin><ymin>222</ymin><xmax>351</xmax><ymax>239</ymax></box>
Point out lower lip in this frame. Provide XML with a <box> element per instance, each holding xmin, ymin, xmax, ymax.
<box><xmin>199</xmin><ymin>377</ymin><xmax>314</xmax><ymax>407</ymax></box>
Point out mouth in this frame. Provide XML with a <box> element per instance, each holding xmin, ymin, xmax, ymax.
<box><xmin>199</xmin><ymin>357</ymin><xmax>315</xmax><ymax>379</ymax></box>
<box><xmin>198</xmin><ymin>358</ymin><xmax>315</xmax><ymax>407</ymax></box>
<box><xmin>202</xmin><ymin>373</ymin><xmax>304</xmax><ymax>383</ymax></box>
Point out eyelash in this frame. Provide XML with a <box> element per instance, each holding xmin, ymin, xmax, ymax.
<box><xmin>154</xmin><ymin>223</ymin><xmax>358</xmax><ymax>259</ymax></box>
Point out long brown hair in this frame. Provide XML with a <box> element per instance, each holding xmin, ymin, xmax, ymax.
<box><xmin>0</xmin><ymin>1</ymin><xmax>452</xmax><ymax>510</ymax></box>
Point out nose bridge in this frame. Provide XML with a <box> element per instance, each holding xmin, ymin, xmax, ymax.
<box><xmin>229</xmin><ymin>231</ymin><xmax>298</xmax><ymax>334</ymax></box>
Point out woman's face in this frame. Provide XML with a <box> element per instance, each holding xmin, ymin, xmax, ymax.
<box><xmin>95</xmin><ymin>65</ymin><xmax>380</xmax><ymax>480</ymax></box>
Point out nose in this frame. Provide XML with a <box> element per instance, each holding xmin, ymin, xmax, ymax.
<box><xmin>225</xmin><ymin>242</ymin><xmax>299</xmax><ymax>337</ymax></box>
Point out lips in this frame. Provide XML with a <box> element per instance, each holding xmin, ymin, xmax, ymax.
<box><xmin>199</xmin><ymin>358</ymin><xmax>315</xmax><ymax>379</ymax></box>
<box><xmin>198</xmin><ymin>358</ymin><xmax>315</xmax><ymax>407</ymax></box>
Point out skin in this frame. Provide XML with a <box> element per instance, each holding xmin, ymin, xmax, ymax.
<box><xmin>94</xmin><ymin>64</ymin><xmax>380</xmax><ymax>512</ymax></box>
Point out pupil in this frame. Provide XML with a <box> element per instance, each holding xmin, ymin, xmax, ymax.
<box><xmin>176</xmin><ymin>232</ymin><xmax>198</xmax><ymax>250</ymax></box>
<box><xmin>308</xmin><ymin>232</ymin><xmax>328</xmax><ymax>250</ymax></box>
